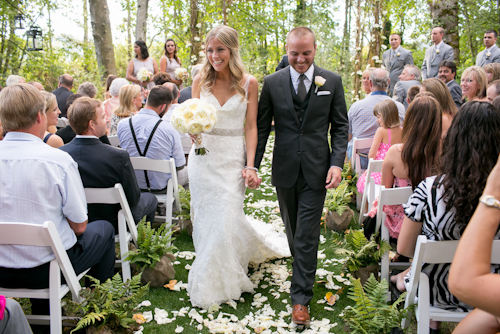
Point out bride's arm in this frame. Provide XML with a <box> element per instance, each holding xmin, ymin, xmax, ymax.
<box><xmin>192</xmin><ymin>74</ymin><xmax>201</xmax><ymax>99</ymax></box>
<box><xmin>244</xmin><ymin>75</ymin><xmax>260</xmax><ymax>188</ymax></box>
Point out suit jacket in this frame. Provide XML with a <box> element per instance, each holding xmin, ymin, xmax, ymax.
<box><xmin>59</xmin><ymin>137</ymin><xmax>140</xmax><ymax>229</ymax></box>
<box><xmin>392</xmin><ymin>79</ymin><xmax>421</xmax><ymax>109</ymax></box>
<box><xmin>446</xmin><ymin>80</ymin><xmax>463</xmax><ymax>109</ymax></box>
<box><xmin>51</xmin><ymin>86</ymin><xmax>73</xmax><ymax>118</ymax></box>
<box><xmin>382</xmin><ymin>47</ymin><xmax>414</xmax><ymax>96</ymax></box>
<box><xmin>256</xmin><ymin>65</ymin><xmax>349</xmax><ymax>190</ymax></box>
<box><xmin>476</xmin><ymin>45</ymin><xmax>500</xmax><ymax>66</ymax></box>
<box><xmin>275</xmin><ymin>55</ymin><xmax>289</xmax><ymax>72</ymax></box>
<box><xmin>178</xmin><ymin>86</ymin><xmax>192</xmax><ymax>104</ymax></box>
<box><xmin>421</xmin><ymin>42</ymin><xmax>454</xmax><ymax>80</ymax></box>
<box><xmin>56</xmin><ymin>125</ymin><xmax>110</xmax><ymax>145</ymax></box>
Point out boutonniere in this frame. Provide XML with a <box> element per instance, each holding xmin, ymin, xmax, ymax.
<box><xmin>315</xmin><ymin>76</ymin><xmax>326</xmax><ymax>93</ymax></box>
<box><xmin>396</xmin><ymin>52</ymin><xmax>401</xmax><ymax>57</ymax></box>
<box><xmin>435</xmin><ymin>49</ymin><xmax>440</xmax><ymax>54</ymax></box>
<box><xmin>487</xmin><ymin>51</ymin><xmax>492</xmax><ymax>58</ymax></box>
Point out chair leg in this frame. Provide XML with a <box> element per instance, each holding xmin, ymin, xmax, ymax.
<box><xmin>417</xmin><ymin>274</ymin><xmax>430</xmax><ymax>334</ymax></box>
<box><xmin>118</xmin><ymin>212</ymin><xmax>131</xmax><ymax>282</ymax></box>
<box><xmin>49</xmin><ymin>261</ymin><xmax>62</xmax><ymax>334</ymax></box>
<box><xmin>381</xmin><ymin>215</ymin><xmax>390</xmax><ymax>284</ymax></box>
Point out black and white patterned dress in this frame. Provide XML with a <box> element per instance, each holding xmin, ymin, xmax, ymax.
<box><xmin>403</xmin><ymin>175</ymin><xmax>500</xmax><ymax>311</ymax></box>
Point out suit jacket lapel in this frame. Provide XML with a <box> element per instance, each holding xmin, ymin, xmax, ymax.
<box><xmin>280</xmin><ymin>68</ymin><xmax>299</xmax><ymax>124</ymax></box>
<box><xmin>302</xmin><ymin>66</ymin><xmax>320</xmax><ymax>127</ymax></box>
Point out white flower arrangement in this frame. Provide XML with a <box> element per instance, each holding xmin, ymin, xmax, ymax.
<box><xmin>436</xmin><ymin>49</ymin><xmax>440</xmax><ymax>54</ymax></box>
<box><xmin>314</xmin><ymin>75</ymin><xmax>326</xmax><ymax>93</ymax></box>
<box><xmin>171</xmin><ymin>98</ymin><xmax>218</xmax><ymax>155</ymax></box>
<box><xmin>381</xmin><ymin>45</ymin><xmax>387</xmax><ymax>50</ymax></box>
<box><xmin>397</xmin><ymin>52</ymin><xmax>401</xmax><ymax>57</ymax></box>
<box><xmin>371</xmin><ymin>55</ymin><xmax>379</xmax><ymax>60</ymax></box>
<box><xmin>174</xmin><ymin>67</ymin><xmax>189</xmax><ymax>81</ymax></box>
<box><xmin>196</xmin><ymin>23</ymin><xmax>202</xmax><ymax>28</ymax></box>
<box><xmin>356</xmin><ymin>70</ymin><xmax>363</xmax><ymax>76</ymax></box>
<box><xmin>136</xmin><ymin>67</ymin><xmax>152</xmax><ymax>82</ymax></box>
<box><xmin>487</xmin><ymin>51</ymin><xmax>492</xmax><ymax>57</ymax></box>
<box><xmin>194</xmin><ymin>36</ymin><xmax>201</xmax><ymax>42</ymax></box>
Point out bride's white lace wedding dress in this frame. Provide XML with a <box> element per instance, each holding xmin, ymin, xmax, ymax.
<box><xmin>187</xmin><ymin>78</ymin><xmax>291</xmax><ymax>309</ymax></box>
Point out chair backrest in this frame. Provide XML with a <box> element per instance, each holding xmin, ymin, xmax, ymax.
<box><xmin>108</xmin><ymin>135</ymin><xmax>120</xmax><ymax>147</ymax></box>
<box><xmin>0</xmin><ymin>221</ymin><xmax>82</xmax><ymax>300</ymax></box>
<box><xmin>84</xmin><ymin>183</ymin><xmax>138</xmax><ymax>243</ymax></box>
<box><xmin>129</xmin><ymin>157</ymin><xmax>180</xmax><ymax>212</ymax></box>
<box><xmin>365</xmin><ymin>158</ymin><xmax>384</xmax><ymax>199</ymax></box>
<box><xmin>351</xmin><ymin>137</ymin><xmax>374</xmax><ymax>174</ymax></box>
<box><xmin>375</xmin><ymin>186</ymin><xmax>414</xmax><ymax>231</ymax></box>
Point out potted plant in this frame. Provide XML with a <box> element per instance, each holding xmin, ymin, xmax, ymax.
<box><xmin>175</xmin><ymin>185</ymin><xmax>192</xmax><ymax>235</ymax></box>
<box><xmin>68</xmin><ymin>273</ymin><xmax>149</xmax><ymax>334</ymax></box>
<box><xmin>324</xmin><ymin>181</ymin><xmax>354</xmax><ymax>231</ymax></box>
<box><xmin>124</xmin><ymin>217</ymin><xmax>177</xmax><ymax>287</ymax></box>
<box><xmin>341</xmin><ymin>162</ymin><xmax>359</xmax><ymax>203</ymax></box>
<box><xmin>342</xmin><ymin>274</ymin><xmax>413</xmax><ymax>334</ymax></box>
<box><xmin>335</xmin><ymin>229</ymin><xmax>391</xmax><ymax>284</ymax></box>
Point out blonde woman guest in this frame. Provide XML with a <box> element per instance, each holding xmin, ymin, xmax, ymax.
<box><xmin>420</xmin><ymin>78</ymin><xmax>457</xmax><ymax>137</ymax></box>
<box><xmin>160</xmin><ymin>39</ymin><xmax>183</xmax><ymax>88</ymax></box>
<box><xmin>187</xmin><ymin>25</ymin><xmax>290</xmax><ymax>309</ymax></box>
<box><xmin>362</xmin><ymin>67</ymin><xmax>376</xmax><ymax>95</ymax></box>
<box><xmin>484</xmin><ymin>62</ymin><xmax>500</xmax><ymax>84</ymax></box>
<box><xmin>109</xmin><ymin>85</ymin><xmax>142</xmax><ymax>136</ymax></box>
<box><xmin>126</xmin><ymin>40</ymin><xmax>159</xmax><ymax>90</ymax></box>
<box><xmin>461</xmin><ymin>66</ymin><xmax>489</xmax><ymax>102</ymax></box>
<box><xmin>103</xmin><ymin>78</ymin><xmax>129</xmax><ymax>120</ymax></box>
<box><xmin>41</xmin><ymin>92</ymin><xmax>64</xmax><ymax>148</ymax></box>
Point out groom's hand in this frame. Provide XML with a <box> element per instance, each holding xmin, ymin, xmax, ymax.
<box><xmin>325</xmin><ymin>167</ymin><xmax>342</xmax><ymax>189</ymax></box>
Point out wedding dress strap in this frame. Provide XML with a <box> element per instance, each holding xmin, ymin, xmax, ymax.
<box><xmin>207</xmin><ymin>128</ymin><xmax>244</xmax><ymax>137</ymax></box>
<box><xmin>244</xmin><ymin>76</ymin><xmax>251</xmax><ymax>99</ymax></box>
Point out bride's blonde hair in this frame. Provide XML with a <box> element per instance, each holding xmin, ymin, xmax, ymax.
<box><xmin>199</xmin><ymin>25</ymin><xmax>246</xmax><ymax>99</ymax></box>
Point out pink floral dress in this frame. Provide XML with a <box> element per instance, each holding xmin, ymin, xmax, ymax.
<box><xmin>383</xmin><ymin>177</ymin><xmax>411</xmax><ymax>239</ymax></box>
<box><xmin>356</xmin><ymin>129</ymin><xmax>392</xmax><ymax>194</ymax></box>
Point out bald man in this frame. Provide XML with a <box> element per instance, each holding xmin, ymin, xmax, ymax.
<box><xmin>421</xmin><ymin>27</ymin><xmax>454</xmax><ymax>80</ymax></box>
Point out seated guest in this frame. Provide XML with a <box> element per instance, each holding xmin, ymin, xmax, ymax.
<box><xmin>60</xmin><ymin>97</ymin><xmax>157</xmax><ymax>232</ymax></box>
<box><xmin>41</xmin><ymin>91</ymin><xmax>64</xmax><ymax>148</ymax></box>
<box><xmin>77</xmin><ymin>82</ymin><xmax>97</xmax><ymax>98</ymax></box>
<box><xmin>484</xmin><ymin>63</ymin><xmax>500</xmax><ymax>84</ymax></box>
<box><xmin>104</xmin><ymin>74</ymin><xmax>117</xmax><ymax>100</ymax></box>
<box><xmin>0</xmin><ymin>296</ymin><xmax>33</xmax><ymax>333</ymax></box>
<box><xmin>461</xmin><ymin>66</ymin><xmax>489</xmax><ymax>102</ymax></box>
<box><xmin>398</xmin><ymin>102</ymin><xmax>500</xmax><ymax>333</ymax></box>
<box><xmin>56</xmin><ymin>94</ymin><xmax>111</xmax><ymax>145</ymax></box>
<box><xmin>382</xmin><ymin>96</ymin><xmax>442</xmax><ymax>240</ymax></box>
<box><xmin>179</xmin><ymin>64</ymin><xmax>203</xmax><ymax>104</ymax></box>
<box><xmin>438</xmin><ymin>60</ymin><xmax>463</xmax><ymax>109</ymax></box>
<box><xmin>52</xmin><ymin>74</ymin><xmax>74</xmax><ymax>118</ymax></box>
<box><xmin>103</xmin><ymin>78</ymin><xmax>129</xmax><ymax>120</ymax></box>
<box><xmin>162</xmin><ymin>82</ymin><xmax>180</xmax><ymax>122</ymax></box>
<box><xmin>118</xmin><ymin>85</ymin><xmax>186</xmax><ymax>193</ymax></box>
<box><xmin>109</xmin><ymin>84</ymin><xmax>142</xmax><ymax>136</ymax></box>
<box><xmin>361</xmin><ymin>67</ymin><xmax>375</xmax><ymax>95</ymax></box>
<box><xmin>152</xmin><ymin>72</ymin><xmax>172</xmax><ymax>86</ymax></box>
<box><xmin>0</xmin><ymin>84</ymin><xmax>115</xmax><ymax>318</ymax></box>
<box><xmin>493</xmin><ymin>96</ymin><xmax>500</xmax><ymax>110</ymax></box>
<box><xmin>392</xmin><ymin>65</ymin><xmax>421</xmax><ymax>109</ymax></box>
<box><xmin>5</xmin><ymin>75</ymin><xmax>25</xmax><ymax>86</ymax></box>
<box><xmin>487</xmin><ymin>80</ymin><xmax>500</xmax><ymax>103</ymax></box>
<box><xmin>27</xmin><ymin>81</ymin><xmax>44</xmax><ymax>91</ymax></box>
<box><xmin>420</xmin><ymin>78</ymin><xmax>457</xmax><ymax>136</ymax></box>
<box><xmin>406</xmin><ymin>85</ymin><xmax>420</xmax><ymax>105</ymax></box>
<box><xmin>449</xmin><ymin>152</ymin><xmax>500</xmax><ymax>334</ymax></box>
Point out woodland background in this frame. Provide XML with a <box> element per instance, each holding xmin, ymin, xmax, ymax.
<box><xmin>1</xmin><ymin>0</ymin><xmax>499</xmax><ymax>105</ymax></box>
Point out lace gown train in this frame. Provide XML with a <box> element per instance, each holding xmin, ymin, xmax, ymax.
<box><xmin>187</xmin><ymin>82</ymin><xmax>290</xmax><ymax>309</ymax></box>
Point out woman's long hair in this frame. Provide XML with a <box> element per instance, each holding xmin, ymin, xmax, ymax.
<box><xmin>421</xmin><ymin>78</ymin><xmax>457</xmax><ymax>117</ymax></box>
<box><xmin>115</xmin><ymin>85</ymin><xmax>141</xmax><ymax>117</ymax></box>
<box><xmin>163</xmin><ymin>39</ymin><xmax>181</xmax><ymax>65</ymax></box>
<box><xmin>199</xmin><ymin>25</ymin><xmax>246</xmax><ymax>98</ymax></box>
<box><xmin>438</xmin><ymin>102</ymin><xmax>500</xmax><ymax>227</ymax></box>
<box><xmin>401</xmin><ymin>95</ymin><xmax>442</xmax><ymax>189</ymax></box>
<box><xmin>135</xmin><ymin>40</ymin><xmax>149</xmax><ymax>60</ymax></box>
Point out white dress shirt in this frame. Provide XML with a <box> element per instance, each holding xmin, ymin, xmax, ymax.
<box><xmin>290</xmin><ymin>64</ymin><xmax>315</xmax><ymax>94</ymax></box>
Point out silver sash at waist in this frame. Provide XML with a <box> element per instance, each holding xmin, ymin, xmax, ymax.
<box><xmin>206</xmin><ymin>128</ymin><xmax>244</xmax><ymax>137</ymax></box>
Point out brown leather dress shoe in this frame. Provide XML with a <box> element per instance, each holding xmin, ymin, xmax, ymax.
<box><xmin>292</xmin><ymin>304</ymin><xmax>310</xmax><ymax>325</ymax></box>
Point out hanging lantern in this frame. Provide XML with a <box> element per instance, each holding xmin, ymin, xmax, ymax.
<box><xmin>26</xmin><ymin>26</ymin><xmax>43</xmax><ymax>51</ymax></box>
<box><xmin>14</xmin><ymin>14</ymin><xmax>25</xmax><ymax>30</ymax></box>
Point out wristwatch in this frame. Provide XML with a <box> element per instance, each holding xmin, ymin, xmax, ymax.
<box><xmin>479</xmin><ymin>195</ymin><xmax>500</xmax><ymax>210</ymax></box>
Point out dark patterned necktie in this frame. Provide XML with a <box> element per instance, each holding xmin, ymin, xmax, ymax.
<box><xmin>298</xmin><ymin>74</ymin><xmax>307</xmax><ymax>102</ymax></box>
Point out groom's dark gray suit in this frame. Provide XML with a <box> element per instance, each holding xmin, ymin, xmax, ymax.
<box><xmin>255</xmin><ymin>65</ymin><xmax>348</xmax><ymax>306</ymax></box>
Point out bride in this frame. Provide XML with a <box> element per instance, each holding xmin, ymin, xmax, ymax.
<box><xmin>187</xmin><ymin>25</ymin><xmax>290</xmax><ymax>309</ymax></box>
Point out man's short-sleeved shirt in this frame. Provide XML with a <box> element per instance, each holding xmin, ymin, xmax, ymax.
<box><xmin>0</xmin><ymin>132</ymin><xmax>88</xmax><ymax>268</ymax></box>
<box><xmin>117</xmin><ymin>108</ymin><xmax>186</xmax><ymax>190</ymax></box>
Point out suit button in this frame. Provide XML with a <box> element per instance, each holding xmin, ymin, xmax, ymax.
<box><xmin>300</xmin><ymin>131</ymin><xmax>303</xmax><ymax>135</ymax></box>
<box><xmin>299</xmin><ymin>118</ymin><xmax>303</xmax><ymax>122</ymax></box>
<box><xmin>298</xmin><ymin>151</ymin><xmax>301</xmax><ymax>155</ymax></box>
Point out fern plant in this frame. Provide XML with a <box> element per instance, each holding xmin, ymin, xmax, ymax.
<box><xmin>324</xmin><ymin>181</ymin><xmax>353</xmax><ymax>216</ymax></box>
<box><xmin>176</xmin><ymin>185</ymin><xmax>191</xmax><ymax>221</ymax></box>
<box><xmin>341</xmin><ymin>161</ymin><xmax>359</xmax><ymax>195</ymax></box>
<box><xmin>69</xmin><ymin>273</ymin><xmax>149</xmax><ymax>333</ymax></box>
<box><xmin>335</xmin><ymin>229</ymin><xmax>391</xmax><ymax>273</ymax></box>
<box><xmin>343</xmin><ymin>274</ymin><xmax>413</xmax><ymax>333</ymax></box>
<box><xmin>124</xmin><ymin>217</ymin><xmax>177</xmax><ymax>270</ymax></box>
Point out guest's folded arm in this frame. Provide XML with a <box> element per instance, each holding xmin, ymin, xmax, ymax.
<box><xmin>397</xmin><ymin>216</ymin><xmax>422</xmax><ymax>258</ymax></box>
<box><xmin>68</xmin><ymin>218</ymin><xmax>87</xmax><ymax>236</ymax></box>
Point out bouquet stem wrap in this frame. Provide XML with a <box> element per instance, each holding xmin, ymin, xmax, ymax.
<box><xmin>194</xmin><ymin>134</ymin><xmax>208</xmax><ymax>155</ymax></box>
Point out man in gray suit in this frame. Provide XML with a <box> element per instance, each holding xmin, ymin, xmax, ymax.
<box><xmin>422</xmin><ymin>27</ymin><xmax>454</xmax><ymax>80</ymax></box>
<box><xmin>392</xmin><ymin>64</ymin><xmax>421</xmax><ymax>109</ymax></box>
<box><xmin>438</xmin><ymin>60</ymin><xmax>463</xmax><ymax>109</ymax></box>
<box><xmin>382</xmin><ymin>33</ymin><xmax>414</xmax><ymax>96</ymax></box>
<box><xmin>476</xmin><ymin>30</ymin><xmax>500</xmax><ymax>67</ymax></box>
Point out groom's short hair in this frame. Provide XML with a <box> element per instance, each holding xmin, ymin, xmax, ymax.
<box><xmin>286</xmin><ymin>27</ymin><xmax>316</xmax><ymax>45</ymax></box>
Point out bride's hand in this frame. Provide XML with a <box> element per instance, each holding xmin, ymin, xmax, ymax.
<box><xmin>244</xmin><ymin>169</ymin><xmax>261</xmax><ymax>189</ymax></box>
<box><xmin>189</xmin><ymin>134</ymin><xmax>197</xmax><ymax>144</ymax></box>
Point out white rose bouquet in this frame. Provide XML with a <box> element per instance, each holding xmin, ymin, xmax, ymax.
<box><xmin>137</xmin><ymin>67</ymin><xmax>153</xmax><ymax>82</ymax></box>
<box><xmin>174</xmin><ymin>68</ymin><xmax>189</xmax><ymax>82</ymax></box>
<box><xmin>170</xmin><ymin>98</ymin><xmax>218</xmax><ymax>155</ymax></box>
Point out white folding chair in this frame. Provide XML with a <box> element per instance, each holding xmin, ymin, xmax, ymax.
<box><xmin>84</xmin><ymin>183</ymin><xmax>137</xmax><ymax>282</ymax></box>
<box><xmin>108</xmin><ymin>135</ymin><xmax>120</xmax><ymax>147</ymax></box>
<box><xmin>0</xmin><ymin>221</ymin><xmax>87</xmax><ymax>334</ymax></box>
<box><xmin>56</xmin><ymin>117</ymin><xmax>69</xmax><ymax>129</ymax></box>
<box><xmin>359</xmin><ymin>158</ymin><xmax>384</xmax><ymax>224</ymax></box>
<box><xmin>350</xmin><ymin>137</ymin><xmax>374</xmax><ymax>208</ymax></box>
<box><xmin>376</xmin><ymin>186</ymin><xmax>414</xmax><ymax>283</ymax></box>
<box><xmin>129</xmin><ymin>157</ymin><xmax>180</xmax><ymax>229</ymax></box>
<box><xmin>401</xmin><ymin>235</ymin><xmax>500</xmax><ymax>333</ymax></box>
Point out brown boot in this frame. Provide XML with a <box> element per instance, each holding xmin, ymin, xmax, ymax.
<box><xmin>292</xmin><ymin>304</ymin><xmax>310</xmax><ymax>326</ymax></box>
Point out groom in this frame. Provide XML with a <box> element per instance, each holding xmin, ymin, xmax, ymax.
<box><xmin>255</xmin><ymin>27</ymin><xmax>348</xmax><ymax>325</ymax></box>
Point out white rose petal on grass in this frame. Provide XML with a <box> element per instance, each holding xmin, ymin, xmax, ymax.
<box><xmin>175</xmin><ymin>325</ymin><xmax>184</xmax><ymax>333</ymax></box>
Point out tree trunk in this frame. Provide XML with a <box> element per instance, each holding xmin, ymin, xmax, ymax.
<box><xmin>429</xmin><ymin>0</ymin><xmax>460</xmax><ymax>63</ymax></box>
<box><xmin>368</xmin><ymin>0</ymin><xmax>381</xmax><ymax>67</ymax></box>
<box><xmin>89</xmin><ymin>0</ymin><xmax>117</xmax><ymax>79</ymax></box>
<box><xmin>83</xmin><ymin>0</ymin><xmax>89</xmax><ymax>44</ymax></box>
<box><xmin>190</xmin><ymin>0</ymin><xmax>201</xmax><ymax>66</ymax></box>
<box><xmin>127</xmin><ymin>0</ymin><xmax>132</xmax><ymax>59</ymax></box>
<box><xmin>354</xmin><ymin>0</ymin><xmax>363</xmax><ymax>101</ymax></box>
<box><xmin>340</xmin><ymin>0</ymin><xmax>351</xmax><ymax>70</ymax></box>
<box><xmin>462</xmin><ymin>1</ymin><xmax>476</xmax><ymax>59</ymax></box>
<box><xmin>135</xmin><ymin>0</ymin><xmax>149</xmax><ymax>41</ymax></box>
<box><xmin>222</xmin><ymin>0</ymin><xmax>227</xmax><ymax>25</ymax></box>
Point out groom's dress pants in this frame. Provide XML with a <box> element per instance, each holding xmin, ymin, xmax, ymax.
<box><xmin>276</xmin><ymin>167</ymin><xmax>327</xmax><ymax>306</ymax></box>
